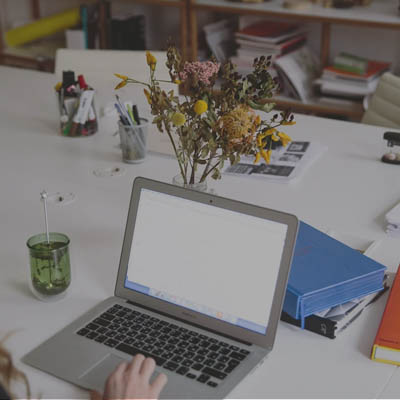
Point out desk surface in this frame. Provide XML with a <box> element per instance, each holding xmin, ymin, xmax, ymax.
<box><xmin>1</xmin><ymin>65</ymin><xmax>400</xmax><ymax>398</ymax></box>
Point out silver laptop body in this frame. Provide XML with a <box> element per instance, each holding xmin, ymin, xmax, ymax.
<box><xmin>23</xmin><ymin>177</ymin><xmax>298</xmax><ymax>399</ymax></box>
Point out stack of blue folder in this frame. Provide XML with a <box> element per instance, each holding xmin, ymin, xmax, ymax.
<box><xmin>283</xmin><ymin>221</ymin><xmax>386</xmax><ymax>329</ymax></box>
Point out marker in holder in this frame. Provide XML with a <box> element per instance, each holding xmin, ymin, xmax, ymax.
<box><xmin>55</xmin><ymin>71</ymin><xmax>98</xmax><ymax>137</ymax></box>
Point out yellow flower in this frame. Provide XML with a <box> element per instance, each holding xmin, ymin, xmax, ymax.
<box><xmin>254</xmin><ymin>152</ymin><xmax>261</xmax><ymax>164</ymax></box>
<box><xmin>263</xmin><ymin>128</ymin><xmax>277</xmax><ymax>136</ymax></box>
<box><xmin>114</xmin><ymin>80</ymin><xmax>128</xmax><ymax>90</ymax></box>
<box><xmin>114</xmin><ymin>73</ymin><xmax>128</xmax><ymax>80</ymax></box>
<box><xmin>218</xmin><ymin>105</ymin><xmax>258</xmax><ymax>143</ymax></box>
<box><xmin>260</xmin><ymin>148</ymin><xmax>272</xmax><ymax>164</ymax></box>
<box><xmin>143</xmin><ymin>88</ymin><xmax>152</xmax><ymax>104</ymax></box>
<box><xmin>281</xmin><ymin>121</ymin><xmax>296</xmax><ymax>126</ymax></box>
<box><xmin>271</xmin><ymin>134</ymin><xmax>279</xmax><ymax>142</ymax></box>
<box><xmin>54</xmin><ymin>82</ymin><xmax>62</xmax><ymax>91</ymax></box>
<box><xmin>174</xmin><ymin>79</ymin><xmax>182</xmax><ymax>84</ymax></box>
<box><xmin>194</xmin><ymin>100</ymin><xmax>208</xmax><ymax>115</ymax></box>
<box><xmin>256</xmin><ymin>128</ymin><xmax>276</xmax><ymax>147</ymax></box>
<box><xmin>146</xmin><ymin>51</ymin><xmax>157</xmax><ymax>71</ymax></box>
<box><xmin>277</xmin><ymin>132</ymin><xmax>292</xmax><ymax>147</ymax></box>
<box><xmin>172</xmin><ymin>112</ymin><xmax>186</xmax><ymax>127</ymax></box>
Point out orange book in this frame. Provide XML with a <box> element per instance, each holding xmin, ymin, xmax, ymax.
<box><xmin>323</xmin><ymin>61</ymin><xmax>391</xmax><ymax>82</ymax></box>
<box><xmin>371</xmin><ymin>265</ymin><xmax>400</xmax><ymax>366</ymax></box>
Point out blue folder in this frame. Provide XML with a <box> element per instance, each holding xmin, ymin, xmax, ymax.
<box><xmin>282</xmin><ymin>221</ymin><xmax>386</xmax><ymax>328</ymax></box>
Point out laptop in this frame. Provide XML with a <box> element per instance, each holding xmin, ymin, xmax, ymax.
<box><xmin>23</xmin><ymin>176</ymin><xmax>298</xmax><ymax>399</ymax></box>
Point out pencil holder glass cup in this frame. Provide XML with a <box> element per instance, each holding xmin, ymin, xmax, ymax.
<box><xmin>118</xmin><ymin>119</ymin><xmax>148</xmax><ymax>163</ymax></box>
<box><xmin>27</xmin><ymin>233</ymin><xmax>71</xmax><ymax>301</ymax></box>
<box><xmin>59</xmin><ymin>92</ymin><xmax>98</xmax><ymax>137</ymax></box>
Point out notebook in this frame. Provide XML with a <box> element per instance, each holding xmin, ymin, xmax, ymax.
<box><xmin>371</xmin><ymin>265</ymin><xmax>400</xmax><ymax>365</ymax></box>
<box><xmin>283</xmin><ymin>221</ymin><xmax>386</xmax><ymax>328</ymax></box>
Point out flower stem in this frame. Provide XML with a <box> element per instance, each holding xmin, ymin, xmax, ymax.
<box><xmin>201</xmin><ymin>160</ymin><xmax>221</xmax><ymax>182</ymax></box>
<box><xmin>162</xmin><ymin>120</ymin><xmax>187</xmax><ymax>184</ymax></box>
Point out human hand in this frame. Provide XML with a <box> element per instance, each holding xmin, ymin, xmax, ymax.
<box><xmin>90</xmin><ymin>354</ymin><xmax>168</xmax><ymax>400</ymax></box>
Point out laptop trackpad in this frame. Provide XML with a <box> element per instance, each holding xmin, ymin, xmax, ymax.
<box><xmin>79</xmin><ymin>354</ymin><xmax>126</xmax><ymax>391</ymax></box>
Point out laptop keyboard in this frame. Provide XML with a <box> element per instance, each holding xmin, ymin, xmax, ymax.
<box><xmin>76</xmin><ymin>304</ymin><xmax>251</xmax><ymax>388</ymax></box>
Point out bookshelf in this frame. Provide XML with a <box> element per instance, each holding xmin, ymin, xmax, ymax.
<box><xmin>188</xmin><ymin>0</ymin><xmax>400</xmax><ymax>120</ymax></box>
<box><xmin>0</xmin><ymin>0</ymin><xmax>188</xmax><ymax>73</ymax></box>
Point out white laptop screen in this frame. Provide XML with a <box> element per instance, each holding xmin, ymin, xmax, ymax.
<box><xmin>125</xmin><ymin>188</ymin><xmax>288</xmax><ymax>335</ymax></box>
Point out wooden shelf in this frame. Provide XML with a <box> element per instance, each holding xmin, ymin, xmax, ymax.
<box><xmin>117</xmin><ymin>0</ymin><xmax>185</xmax><ymax>7</ymax></box>
<box><xmin>188</xmin><ymin>0</ymin><xmax>397</xmax><ymax>121</ymax></box>
<box><xmin>191</xmin><ymin>0</ymin><xmax>400</xmax><ymax>29</ymax></box>
<box><xmin>271</xmin><ymin>95</ymin><xmax>364</xmax><ymax>121</ymax></box>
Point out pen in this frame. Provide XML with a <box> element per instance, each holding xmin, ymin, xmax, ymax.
<box><xmin>127</xmin><ymin>104</ymin><xmax>136</xmax><ymax>124</ymax></box>
<box><xmin>114</xmin><ymin>103</ymin><xmax>130</xmax><ymax>125</ymax></box>
<box><xmin>115</xmin><ymin>95</ymin><xmax>134</xmax><ymax>126</ymax></box>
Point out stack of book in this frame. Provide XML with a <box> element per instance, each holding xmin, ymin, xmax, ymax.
<box><xmin>314</xmin><ymin>52</ymin><xmax>391</xmax><ymax>100</ymax></box>
<box><xmin>281</xmin><ymin>221</ymin><xmax>387</xmax><ymax>338</ymax></box>
<box><xmin>230</xmin><ymin>21</ymin><xmax>307</xmax><ymax>75</ymax></box>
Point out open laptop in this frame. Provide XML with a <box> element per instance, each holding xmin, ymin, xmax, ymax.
<box><xmin>23</xmin><ymin>176</ymin><xmax>298</xmax><ymax>399</ymax></box>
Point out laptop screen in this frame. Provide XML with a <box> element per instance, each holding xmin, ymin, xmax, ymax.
<box><xmin>124</xmin><ymin>188</ymin><xmax>288</xmax><ymax>335</ymax></box>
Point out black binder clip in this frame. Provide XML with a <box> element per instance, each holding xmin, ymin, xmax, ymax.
<box><xmin>382</xmin><ymin>131</ymin><xmax>400</xmax><ymax>165</ymax></box>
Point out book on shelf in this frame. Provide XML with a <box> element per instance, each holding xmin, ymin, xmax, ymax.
<box><xmin>235</xmin><ymin>34</ymin><xmax>307</xmax><ymax>57</ymax></box>
<box><xmin>322</xmin><ymin>60</ymin><xmax>391</xmax><ymax>83</ymax></box>
<box><xmin>203</xmin><ymin>19</ymin><xmax>236</xmax><ymax>63</ymax></box>
<box><xmin>371</xmin><ymin>265</ymin><xmax>400</xmax><ymax>366</ymax></box>
<box><xmin>333</xmin><ymin>52</ymin><xmax>369</xmax><ymax>75</ymax></box>
<box><xmin>314</xmin><ymin>77</ymin><xmax>380</xmax><ymax>99</ymax></box>
<box><xmin>273</xmin><ymin>46</ymin><xmax>319</xmax><ymax>102</ymax></box>
<box><xmin>235</xmin><ymin>21</ymin><xmax>306</xmax><ymax>45</ymax></box>
<box><xmin>222</xmin><ymin>141</ymin><xmax>327</xmax><ymax>183</ymax></box>
<box><xmin>314</xmin><ymin>57</ymin><xmax>391</xmax><ymax>100</ymax></box>
<box><xmin>281</xmin><ymin>282</ymin><xmax>389</xmax><ymax>339</ymax></box>
<box><xmin>282</xmin><ymin>221</ymin><xmax>387</xmax><ymax>328</ymax></box>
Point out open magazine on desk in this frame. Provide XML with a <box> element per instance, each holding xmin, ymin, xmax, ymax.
<box><xmin>223</xmin><ymin>141</ymin><xmax>327</xmax><ymax>183</ymax></box>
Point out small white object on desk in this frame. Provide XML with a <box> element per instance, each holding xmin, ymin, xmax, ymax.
<box><xmin>385</xmin><ymin>202</ymin><xmax>400</xmax><ymax>236</ymax></box>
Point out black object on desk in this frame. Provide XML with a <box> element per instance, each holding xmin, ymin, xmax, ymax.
<box><xmin>382</xmin><ymin>131</ymin><xmax>400</xmax><ymax>165</ymax></box>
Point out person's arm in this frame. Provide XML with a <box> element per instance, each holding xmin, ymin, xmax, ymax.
<box><xmin>90</xmin><ymin>354</ymin><xmax>167</xmax><ymax>400</ymax></box>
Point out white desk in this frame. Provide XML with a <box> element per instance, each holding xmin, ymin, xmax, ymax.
<box><xmin>1</xmin><ymin>65</ymin><xmax>400</xmax><ymax>398</ymax></box>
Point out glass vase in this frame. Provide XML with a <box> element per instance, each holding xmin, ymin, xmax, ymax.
<box><xmin>172</xmin><ymin>174</ymin><xmax>208</xmax><ymax>192</ymax></box>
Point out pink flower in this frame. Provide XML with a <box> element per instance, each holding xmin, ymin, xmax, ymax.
<box><xmin>179</xmin><ymin>61</ymin><xmax>220</xmax><ymax>85</ymax></box>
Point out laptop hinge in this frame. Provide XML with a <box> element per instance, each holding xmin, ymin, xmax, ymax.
<box><xmin>126</xmin><ymin>300</ymin><xmax>252</xmax><ymax>346</ymax></box>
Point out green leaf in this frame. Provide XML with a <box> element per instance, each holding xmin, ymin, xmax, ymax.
<box><xmin>261</xmin><ymin>102</ymin><xmax>276</xmax><ymax>113</ymax></box>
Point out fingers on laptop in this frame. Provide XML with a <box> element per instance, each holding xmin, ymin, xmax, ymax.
<box><xmin>139</xmin><ymin>357</ymin><xmax>156</xmax><ymax>379</ymax></box>
<box><xmin>150</xmin><ymin>372</ymin><xmax>168</xmax><ymax>397</ymax></box>
<box><xmin>127</xmin><ymin>353</ymin><xmax>145</xmax><ymax>375</ymax></box>
<box><xmin>104</xmin><ymin>361</ymin><xmax>128</xmax><ymax>399</ymax></box>
<box><xmin>103</xmin><ymin>354</ymin><xmax>168</xmax><ymax>399</ymax></box>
